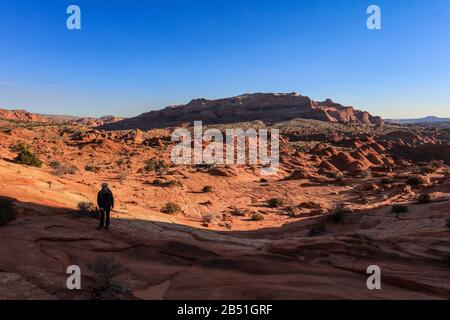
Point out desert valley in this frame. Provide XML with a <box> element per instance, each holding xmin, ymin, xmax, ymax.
<box><xmin>0</xmin><ymin>93</ymin><xmax>449</xmax><ymax>299</ymax></box>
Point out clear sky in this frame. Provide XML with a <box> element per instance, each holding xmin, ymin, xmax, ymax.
<box><xmin>0</xmin><ymin>0</ymin><xmax>449</xmax><ymax>118</ymax></box>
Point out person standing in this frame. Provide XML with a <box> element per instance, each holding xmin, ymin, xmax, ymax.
<box><xmin>97</xmin><ymin>183</ymin><xmax>114</xmax><ymax>230</ymax></box>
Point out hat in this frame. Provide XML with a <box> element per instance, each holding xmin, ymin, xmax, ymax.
<box><xmin>101</xmin><ymin>183</ymin><xmax>109</xmax><ymax>189</ymax></box>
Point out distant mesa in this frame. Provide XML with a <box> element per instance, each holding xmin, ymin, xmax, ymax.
<box><xmin>0</xmin><ymin>108</ymin><xmax>49</xmax><ymax>123</ymax></box>
<box><xmin>386</xmin><ymin>116</ymin><xmax>450</xmax><ymax>124</ymax></box>
<box><xmin>100</xmin><ymin>92</ymin><xmax>384</xmax><ymax>130</ymax></box>
<box><xmin>74</xmin><ymin>115</ymin><xmax>124</xmax><ymax>127</ymax></box>
<box><xmin>0</xmin><ymin>108</ymin><xmax>124</xmax><ymax>126</ymax></box>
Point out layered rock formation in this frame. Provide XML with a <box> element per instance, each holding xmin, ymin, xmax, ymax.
<box><xmin>0</xmin><ymin>108</ymin><xmax>48</xmax><ymax>123</ymax></box>
<box><xmin>101</xmin><ymin>93</ymin><xmax>384</xmax><ymax>130</ymax></box>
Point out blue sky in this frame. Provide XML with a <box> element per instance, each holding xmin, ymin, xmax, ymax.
<box><xmin>0</xmin><ymin>0</ymin><xmax>449</xmax><ymax>118</ymax></box>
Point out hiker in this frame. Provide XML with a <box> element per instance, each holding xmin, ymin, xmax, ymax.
<box><xmin>97</xmin><ymin>183</ymin><xmax>114</xmax><ymax>230</ymax></box>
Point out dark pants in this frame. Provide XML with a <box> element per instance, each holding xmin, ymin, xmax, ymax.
<box><xmin>99</xmin><ymin>207</ymin><xmax>111</xmax><ymax>228</ymax></box>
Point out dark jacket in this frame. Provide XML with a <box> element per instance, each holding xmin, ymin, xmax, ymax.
<box><xmin>97</xmin><ymin>189</ymin><xmax>114</xmax><ymax>210</ymax></box>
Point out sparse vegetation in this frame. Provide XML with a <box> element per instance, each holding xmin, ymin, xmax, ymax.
<box><xmin>161</xmin><ymin>202</ymin><xmax>181</xmax><ymax>214</ymax></box>
<box><xmin>89</xmin><ymin>256</ymin><xmax>128</xmax><ymax>300</ymax></box>
<box><xmin>14</xmin><ymin>149</ymin><xmax>42</xmax><ymax>168</ymax></box>
<box><xmin>326</xmin><ymin>203</ymin><xmax>349</xmax><ymax>223</ymax></box>
<box><xmin>0</xmin><ymin>198</ymin><xmax>17</xmax><ymax>226</ymax></box>
<box><xmin>202</xmin><ymin>213</ymin><xmax>216</xmax><ymax>224</ymax></box>
<box><xmin>267</xmin><ymin>198</ymin><xmax>284</xmax><ymax>208</ymax></box>
<box><xmin>251</xmin><ymin>212</ymin><xmax>265</xmax><ymax>221</ymax></box>
<box><xmin>77</xmin><ymin>202</ymin><xmax>100</xmax><ymax>217</ymax></box>
<box><xmin>9</xmin><ymin>142</ymin><xmax>30</xmax><ymax>153</ymax></box>
<box><xmin>406</xmin><ymin>175</ymin><xmax>427</xmax><ymax>186</ymax></box>
<box><xmin>85</xmin><ymin>165</ymin><xmax>100</xmax><ymax>173</ymax></box>
<box><xmin>381</xmin><ymin>177</ymin><xmax>393</xmax><ymax>185</ymax></box>
<box><xmin>151</xmin><ymin>180</ymin><xmax>182</xmax><ymax>188</ymax></box>
<box><xmin>231</xmin><ymin>208</ymin><xmax>246</xmax><ymax>217</ymax></box>
<box><xmin>421</xmin><ymin>160</ymin><xmax>444</xmax><ymax>174</ymax></box>
<box><xmin>54</xmin><ymin>163</ymin><xmax>78</xmax><ymax>176</ymax></box>
<box><xmin>115</xmin><ymin>172</ymin><xmax>128</xmax><ymax>183</ymax></box>
<box><xmin>144</xmin><ymin>159</ymin><xmax>169</xmax><ymax>175</ymax></box>
<box><xmin>49</xmin><ymin>160</ymin><xmax>61</xmax><ymax>169</ymax></box>
<box><xmin>202</xmin><ymin>186</ymin><xmax>214</xmax><ymax>193</ymax></box>
<box><xmin>417</xmin><ymin>194</ymin><xmax>431</xmax><ymax>204</ymax></box>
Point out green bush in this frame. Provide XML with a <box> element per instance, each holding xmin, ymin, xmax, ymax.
<box><xmin>267</xmin><ymin>198</ymin><xmax>284</xmax><ymax>208</ymax></box>
<box><xmin>392</xmin><ymin>205</ymin><xmax>409</xmax><ymax>214</ymax></box>
<box><xmin>0</xmin><ymin>198</ymin><xmax>17</xmax><ymax>226</ymax></box>
<box><xmin>14</xmin><ymin>150</ymin><xmax>42</xmax><ymax>167</ymax></box>
<box><xmin>161</xmin><ymin>202</ymin><xmax>181</xmax><ymax>214</ymax></box>
<box><xmin>381</xmin><ymin>177</ymin><xmax>393</xmax><ymax>185</ymax></box>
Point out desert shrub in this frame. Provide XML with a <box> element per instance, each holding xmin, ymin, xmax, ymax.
<box><xmin>115</xmin><ymin>172</ymin><xmax>128</xmax><ymax>183</ymax></box>
<box><xmin>230</xmin><ymin>208</ymin><xmax>246</xmax><ymax>217</ymax></box>
<box><xmin>420</xmin><ymin>165</ymin><xmax>438</xmax><ymax>174</ymax></box>
<box><xmin>421</xmin><ymin>160</ymin><xmax>444</xmax><ymax>174</ymax></box>
<box><xmin>381</xmin><ymin>177</ymin><xmax>393</xmax><ymax>185</ymax></box>
<box><xmin>151</xmin><ymin>179</ymin><xmax>163</xmax><ymax>186</ymax></box>
<box><xmin>49</xmin><ymin>160</ymin><xmax>61</xmax><ymax>169</ymax></box>
<box><xmin>54</xmin><ymin>163</ymin><xmax>78</xmax><ymax>176</ymax></box>
<box><xmin>308</xmin><ymin>223</ymin><xmax>326</xmax><ymax>237</ymax></box>
<box><xmin>85</xmin><ymin>165</ymin><xmax>100</xmax><ymax>173</ymax></box>
<box><xmin>267</xmin><ymin>198</ymin><xmax>284</xmax><ymax>208</ymax></box>
<box><xmin>326</xmin><ymin>203</ymin><xmax>349</xmax><ymax>223</ymax></box>
<box><xmin>260</xmin><ymin>178</ymin><xmax>268</xmax><ymax>183</ymax></box>
<box><xmin>164</xmin><ymin>180</ymin><xmax>183</xmax><ymax>188</ymax></box>
<box><xmin>144</xmin><ymin>159</ymin><xmax>169</xmax><ymax>175</ymax></box>
<box><xmin>0</xmin><ymin>198</ymin><xmax>17</xmax><ymax>226</ymax></box>
<box><xmin>406</xmin><ymin>175</ymin><xmax>426</xmax><ymax>186</ymax></box>
<box><xmin>417</xmin><ymin>194</ymin><xmax>431</xmax><ymax>204</ymax></box>
<box><xmin>9</xmin><ymin>142</ymin><xmax>29</xmax><ymax>153</ymax></box>
<box><xmin>202</xmin><ymin>213</ymin><xmax>216</xmax><ymax>224</ymax></box>
<box><xmin>356</xmin><ymin>170</ymin><xmax>371</xmax><ymax>179</ymax></box>
<box><xmin>14</xmin><ymin>149</ymin><xmax>42</xmax><ymax>168</ymax></box>
<box><xmin>77</xmin><ymin>202</ymin><xmax>100</xmax><ymax>217</ymax></box>
<box><xmin>392</xmin><ymin>205</ymin><xmax>409</xmax><ymax>214</ymax></box>
<box><xmin>89</xmin><ymin>256</ymin><xmax>128</xmax><ymax>300</ymax></box>
<box><xmin>151</xmin><ymin>180</ymin><xmax>182</xmax><ymax>188</ymax></box>
<box><xmin>202</xmin><ymin>186</ymin><xmax>214</xmax><ymax>193</ymax></box>
<box><xmin>116</xmin><ymin>159</ymin><xmax>125</xmax><ymax>166</ymax></box>
<box><xmin>161</xmin><ymin>202</ymin><xmax>181</xmax><ymax>214</ymax></box>
<box><xmin>328</xmin><ymin>171</ymin><xmax>344</xmax><ymax>180</ymax></box>
<box><xmin>251</xmin><ymin>212</ymin><xmax>265</xmax><ymax>221</ymax></box>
